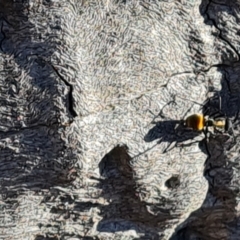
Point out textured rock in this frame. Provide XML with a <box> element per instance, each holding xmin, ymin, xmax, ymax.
<box><xmin>0</xmin><ymin>0</ymin><xmax>240</xmax><ymax>239</ymax></box>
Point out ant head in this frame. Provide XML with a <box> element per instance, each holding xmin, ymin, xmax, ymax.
<box><xmin>206</xmin><ymin>119</ymin><xmax>214</xmax><ymax>127</ymax></box>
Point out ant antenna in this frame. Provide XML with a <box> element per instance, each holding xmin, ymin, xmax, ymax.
<box><xmin>176</xmin><ymin>96</ymin><xmax>204</xmax><ymax>108</ymax></box>
<box><xmin>151</xmin><ymin>95</ymin><xmax>177</xmax><ymax>122</ymax></box>
<box><xmin>182</xmin><ymin>105</ymin><xmax>195</xmax><ymax>120</ymax></box>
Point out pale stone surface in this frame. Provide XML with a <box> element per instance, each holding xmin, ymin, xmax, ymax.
<box><xmin>0</xmin><ymin>0</ymin><xmax>240</xmax><ymax>239</ymax></box>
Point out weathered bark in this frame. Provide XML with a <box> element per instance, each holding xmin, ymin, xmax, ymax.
<box><xmin>0</xmin><ymin>0</ymin><xmax>240</xmax><ymax>239</ymax></box>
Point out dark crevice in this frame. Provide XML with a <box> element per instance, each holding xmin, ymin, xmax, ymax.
<box><xmin>0</xmin><ymin>21</ymin><xmax>6</xmax><ymax>51</ymax></box>
<box><xmin>50</xmin><ymin>64</ymin><xmax>77</xmax><ymax>118</ymax></box>
<box><xmin>198</xmin><ymin>63</ymin><xmax>236</xmax><ymax>74</ymax></box>
<box><xmin>194</xmin><ymin>0</ymin><xmax>240</xmax><ymax>75</ymax></box>
<box><xmin>204</xmin><ymin>0</ymin><xmax>240</xmax><ymax>62</ymax></box>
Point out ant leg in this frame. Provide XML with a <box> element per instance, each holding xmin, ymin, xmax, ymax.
<box><xmin>223</xmin><ymin>70</ymin><xmax>232</xmax><ymax>93</ymax></box>
<box><xmin>231</xmin><ymin>109</ymin><xmax>240</xmax><ymax>144</ymax></box>
<box><xmin>159</xmin><ymin>95</ymin><xmax>177</xmax><ymax>119</ymax></box>
<box><xmin>202</xmin><ymin>127</ymin><xmax>212</xmax><ymax>162</ymax></box>
<box><xmin>151</xmin><ymin>95</ymin><xmax>177</xmax><ymax>123</ymax></box>
<box><xmin>177</xmin><ymin>139</ymin><xmax>203</xmax><ymax>149</ymax></box>
<box><xmin>182</xmin><ymin>105</ymin><xmax>194</xmax><ymax>119</ymax></box>
<box><xmin>203</xmin><ymin>92</ymin><xmax>225</xmax><ymax>118</ymax></box>
<box><xmin>177</xmin><ymin>95</ymin><xmax>205</xmax><ymax>109</ymax></box>
<box><xmin>162</xmin><ymin>141</ymin><xmax>177</xmax><ymax>153</ymax></box>
<box><xmin>233</xmin><ymin>109</ymin><xmax>239</xmax><ymax>123</ymax></box>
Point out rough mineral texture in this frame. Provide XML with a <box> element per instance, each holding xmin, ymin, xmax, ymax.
<box><xmin>0</xmin><ymin>0</ymin><xmax>240</xmax><ymax>239</ymax></box>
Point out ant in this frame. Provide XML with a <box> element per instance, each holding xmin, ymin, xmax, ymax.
<box><xmin>184</xmin><ymin>113</ymin><xmax>233</xmax><ymax>134</ymax></box>
<box><xmin>154</xmin><ymin>94</ymin><xmax>238</xmax><ymax>154</ymax></box>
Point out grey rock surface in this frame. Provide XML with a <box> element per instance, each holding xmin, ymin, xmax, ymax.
<box><xmin>0</xmin><ymin>0</ymin><xmax>240</xmax><ymax>239</ymax></box>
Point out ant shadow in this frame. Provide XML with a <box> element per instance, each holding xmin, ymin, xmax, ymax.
<box><xmin>144</xmin><ymin>118</ymin><xmax>205</xmax><ymax>154</ymax></box>
<box><xmin>144</xmin><ymin>95</ymin><xmax>211</xmax><ymax>155</ymax></box>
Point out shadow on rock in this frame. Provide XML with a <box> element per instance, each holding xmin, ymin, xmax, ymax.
<box><xmin>0</xmin><ymin>1</ymin><xmax>78</xmax><ymax>200</ymax></box>
<box><xmin>70</xmin><ymin>146</ymin><xmax>178</xmax><ymax>239</ymax></box>
<box><xmin>98</xmin><ymin>146</ymin><xmax>175</xmax><ymax>238</ymax></box>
